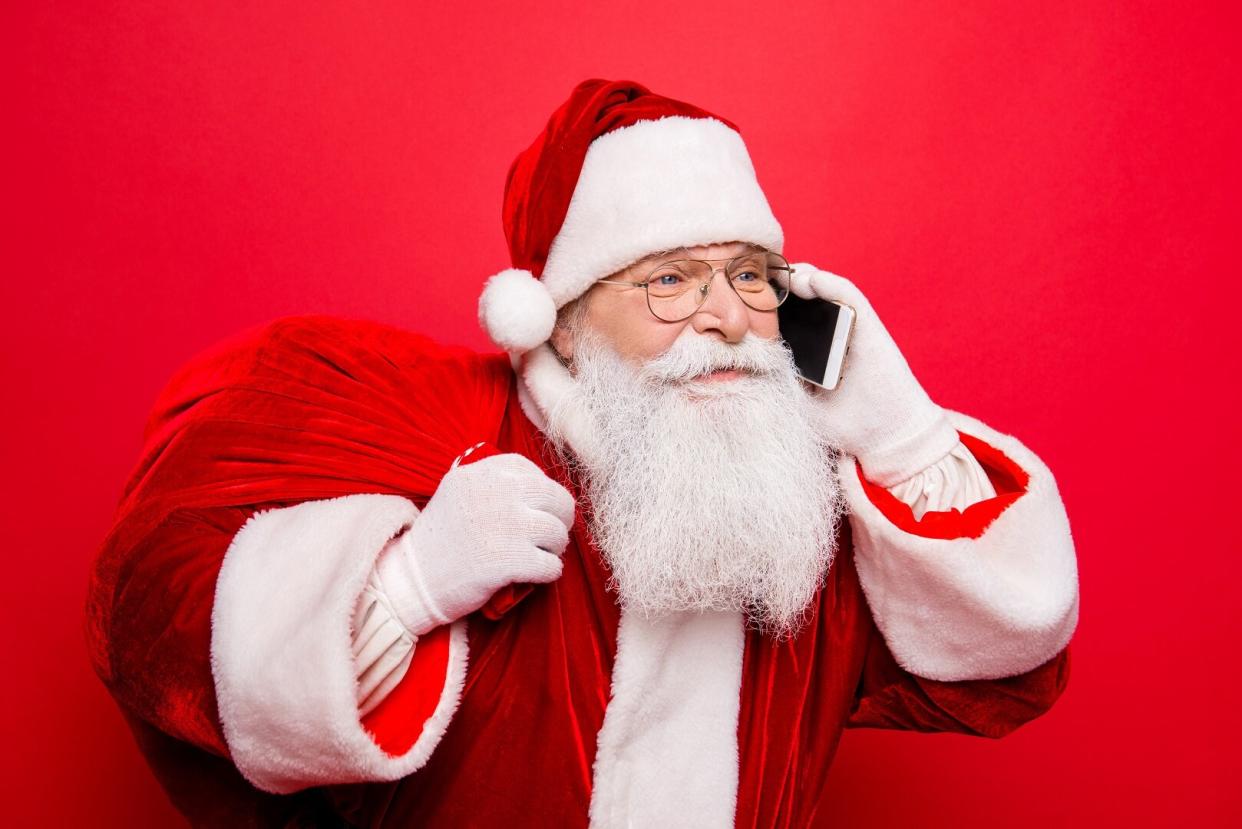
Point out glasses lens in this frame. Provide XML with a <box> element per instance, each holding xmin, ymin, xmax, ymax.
<box><xmin>642</xmin><ymin>254</ymin><xmax>792</xmax><ymax>320</ymax></box>
<box><xmin>728</xmin><ymin>252</ymin><xmax>790</xmax><ymax>311</ymax></box>
<box><xmin>647</xmin><ymin>260</ymin><xmax>711</xmax><ymax>321</ymax></box>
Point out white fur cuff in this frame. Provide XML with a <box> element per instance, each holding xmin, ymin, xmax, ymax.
<box><xmin>211</xmin><ymin>494</ymin><xmax>468</xmax><ymax>793</ymax></box>
<box><xmin>843</xmin><ymin>409</ymin><xmax>1080</xmax><ymax>681</ymax></box>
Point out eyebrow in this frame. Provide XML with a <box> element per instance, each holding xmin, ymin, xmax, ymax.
<box><xmin>632</xmin><ymin>243</ymin><xmax>764</xmax><ymax>268</ymax></box>
<box><xmin>637</xmin><ymin>246</ymin><xmax>690</xmax><ymax>263</ymax></box>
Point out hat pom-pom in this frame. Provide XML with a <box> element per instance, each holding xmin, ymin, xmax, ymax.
<box><xmin>478</xmin><ymin>269</ymin><xmax>557</xmax><ymax>353</ymax></box>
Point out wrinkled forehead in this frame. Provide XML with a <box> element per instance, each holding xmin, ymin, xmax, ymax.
<box><xmin>626</xmin><ymin>240</ymin><xmax>767</xmax><ymax>272</ymax></box>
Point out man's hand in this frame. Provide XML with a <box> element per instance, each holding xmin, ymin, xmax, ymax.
<box><xmin>789</xmin><ymin>264</ymin><xmax>960</xmax><ymax>488</ymax></box>
<box><xmin>375</xmin><ymin>453</ymin><xmax>576</xmax><ymax>635</ymax></box>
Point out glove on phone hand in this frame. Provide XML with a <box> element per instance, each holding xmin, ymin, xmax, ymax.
<box><xmin>374</xmin><ymin>453</ymin><xmax>576</xmax><ymax>635</ymax></box>
<box><xmin>789</xmin><ymin>264</ymin><xmax>960</xmax><ymax>487</ymax></box>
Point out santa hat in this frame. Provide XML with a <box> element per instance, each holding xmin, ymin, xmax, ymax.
<box><xmin>478</xmin><ymin>79</ymin><xmax>785</xmax><ymax>354</ymax></box>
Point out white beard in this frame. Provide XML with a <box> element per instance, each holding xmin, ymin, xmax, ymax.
<box><xmin>545</xmin><ymin>328</ymin><xmax>845</xmax><ymax>639</ymax></box>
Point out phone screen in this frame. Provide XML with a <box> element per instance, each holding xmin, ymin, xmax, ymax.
<box><xmin>777</xmin><ymin>294</ymin><xmax>853</xmax><ymax>390</ymax></box>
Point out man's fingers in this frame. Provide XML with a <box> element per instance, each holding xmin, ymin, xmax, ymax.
<box><xmin>809</xmin><ymin>270</ymin><xmax>865</xmax><ymax>307</ymax></box>
<box><xmin>468</xmin><ymin>452</ymin><xmax>577</xmax><ymax>529</ymax></box>
<box><xmin>524</xmin><ymin>480</ymin><xmax>577</xmax><ymax>530</ymax></box>
<box><xmin>789</xmin><ymin>264</ymin><xmax>870</xmax><ymax>310</ymax></box>
<box><xmin>789</xmin><ymin>263</ymin><xmax>818</xmax><ymax>299</ymax></box>
<box><xmin>526</xmin><ymin>509</ymin><xmax>571</xmax><ymax>555</ymax></box>
<box><xmin>471</xmin><ymin>452</ymin><xmax>544</xmax><ymax>478</ymax></box>
<box><xmin>512</xmin><ymin>550</ymin><xmax>564</xmax><ymax>584</ymax></box>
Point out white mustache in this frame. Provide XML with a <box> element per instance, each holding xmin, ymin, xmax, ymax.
<box><xmin>638</xmin><ymin>331</ymin><xmax>794</xmax><ymax>384</ymax></box>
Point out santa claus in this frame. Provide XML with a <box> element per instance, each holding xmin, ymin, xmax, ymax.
<box><xmin>86</xmin><ymin>79</ymin><xmax>1078</xmax><ymax>827</ymax></box>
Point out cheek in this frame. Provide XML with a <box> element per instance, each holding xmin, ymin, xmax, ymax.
<box><xmin>586</xmin><ymin>289</ymin><xmax>685</xmax><ymax>361</ymax></box>
<box><xmin>751</xmin><ymin>310</ymin><xmax>781</xmax><ymax>340</ymax></box>
<box><xmin>609</xmin><ymin>317</ymin><xmax>683</xmax><ymax>361</ymax></box>
<box><xmin>633</xmin><ymin>323</ymin><xmax>686</xmax><ymax>360</ymax></box>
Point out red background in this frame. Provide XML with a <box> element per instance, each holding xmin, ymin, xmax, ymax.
<box><xmin>4</xmin><ymin>2</ymin><xmax>1238</xmax><ymax>825</ymax></box>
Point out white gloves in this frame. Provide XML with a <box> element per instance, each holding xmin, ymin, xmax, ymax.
<box><xmin>790</xmin><ymin>264</ymin><xmax>961</xmax><ymax>488</ymax></box>
<box><xmin>373</xmin><ymin>453</ymin><xmax>576</xmax><ymax>636</ymax></box>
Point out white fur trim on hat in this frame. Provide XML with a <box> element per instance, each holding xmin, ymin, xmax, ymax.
<box><xmin>541</xmin><ymin>116</ymin><xmax>784</xmax><ymax>309</ymax></box>
<box><xmin>478</xmin><ymin>268</ymin><xmax>557</xmax><ymax>353</ymax></box>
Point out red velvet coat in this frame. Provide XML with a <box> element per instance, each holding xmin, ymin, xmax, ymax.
<box><xmin>86</xmin><ymin>315</ymin><xmax>1070</xmax><ymax>827</ymax></box>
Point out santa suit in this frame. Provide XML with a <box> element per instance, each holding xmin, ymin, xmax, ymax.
<box><xmin>86</xmin><ymin>314</ymin><xmax>1078</xmax><ymax>827</ymax></box>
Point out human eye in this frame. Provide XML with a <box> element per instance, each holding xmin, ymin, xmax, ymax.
<box><xmin>730</xmin><ymin>265</ymin><xmax>768</xmax><ymax>291</ymax></box>
<box><xmin>647</xmin><ymin>265</ymin><xmax>692</xmax><ymax>295</ymax></box>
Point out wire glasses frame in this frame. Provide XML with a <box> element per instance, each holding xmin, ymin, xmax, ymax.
<box><xmin>596</xmin><ymin>249</ymin><xmax>795</xmax><ymax>322</ymax></box>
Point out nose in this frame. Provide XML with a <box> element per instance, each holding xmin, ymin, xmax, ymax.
<box><xmin>689</xmin><ymin>268</ymin><xmax>751</xmax><ymax>343</ymax></box>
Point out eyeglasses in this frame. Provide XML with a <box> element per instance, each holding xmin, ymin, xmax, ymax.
<box><xmin>597</xmin><ymin>250</ymin><xmax>794</xmax><ymax>322</ymax></box>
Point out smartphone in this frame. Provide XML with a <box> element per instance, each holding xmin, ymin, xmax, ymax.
<box><xmin>778</xmin><ymin>294</ymin><xmax>856</xmax><ymax>391</ymax></box>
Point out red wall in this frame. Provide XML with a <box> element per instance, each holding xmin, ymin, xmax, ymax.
<box><xmin>6</xmin><ymin>2</ymin><xmax>1238</xmax><ymax>825</ymax></box>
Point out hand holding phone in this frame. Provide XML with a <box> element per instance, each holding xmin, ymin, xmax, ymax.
<box><xmin>778</xmin><ymin>294</ymin><xmax>856</xmax><ymax>391</ymax></box>
<box><xmin>782</xmin><ymin>264</ymin><xmax>960</xmax><ymax>486</ymax></box>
